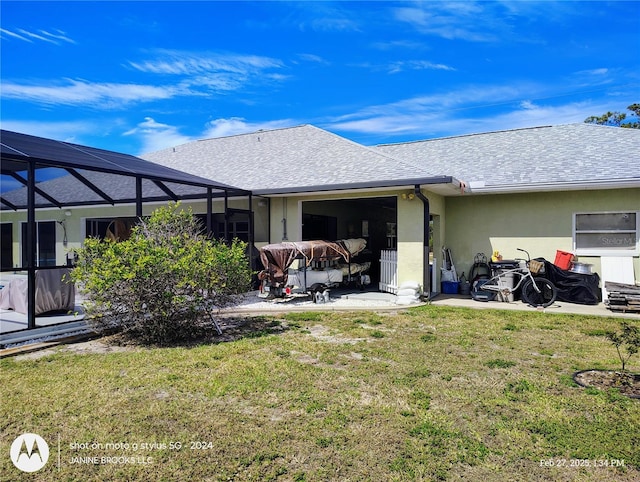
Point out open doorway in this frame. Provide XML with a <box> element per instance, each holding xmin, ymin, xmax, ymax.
<box><xmin>302</xmin><ymin>196</ymin><xmax>397</xmax><ymax>287</ymax></box>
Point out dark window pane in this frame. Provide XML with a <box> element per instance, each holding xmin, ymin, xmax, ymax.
<box><xmin>576</xmin><ymin>213</ymin><xmax>636</xmax><ymax>231</ymax></box>
<box><xmin>38</xmin><ymin>221</ymin><xmax>56</xmax><ymax>266</ymax></box>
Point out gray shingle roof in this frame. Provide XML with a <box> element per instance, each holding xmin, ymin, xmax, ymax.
<box><xmin>1</xmin><ymin>170</ymin><xmax>210</xmax><ymax>209</ymax></box>
<box><xmin>1</xmin><ymin>129</ymin><xmax>247</xmax><ymax>210</ymax></box>
<box><xmin>144</xmin><ymin>123</ymin><xmax>639</xmax><ymax>195</ymax></box>
<box><xmin>375</xmin><ymin>124</ymin><xmax>640</xmax><ymax>191</ymax></box>
<box><xmin>143</xmin><ymin>124</ymin><xmax>437</xmax><ymax>193</ymax></box>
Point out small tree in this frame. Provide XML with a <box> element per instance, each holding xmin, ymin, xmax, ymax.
<box><xmin>71</xmin><ymin>203</ymin><xmax>252</xmax><ymax>344</ymax></box>
<box><xmin>584</xmin><ymin>103</ymin><xmax>640</xmax><ymax>129</ymax></box>
<box><xmin>606</xmin><ymin>321</ymin><xmax>640</xmax><ymax>375</ymax></box>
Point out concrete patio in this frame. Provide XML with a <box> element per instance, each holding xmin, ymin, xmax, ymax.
<box><xmin>429</xmin><ymin>293</ymin><xmax>639</xmax><ymax>319</ymax></box>
<box><xmin>1</xmin><ymin>289</ymin><xmax>637</xmax><ymax>358</ymax></box>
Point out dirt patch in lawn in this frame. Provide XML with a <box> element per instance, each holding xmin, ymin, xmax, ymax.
<box><xmin>14</xmin><ymin>338</ymin><xmax>136</xmax><ymax>360</ymax></box>
<box><xmin>573</xmin><ymin>369</ymin><xmax>640</xmax><ymax>399</ymax></box>
<box><xmin>13</xmin><ymin>316</ymin><xmax>290</xmax><ymax>360</ymax></box>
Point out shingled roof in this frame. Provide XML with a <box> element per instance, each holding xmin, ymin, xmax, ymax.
<box><xmin>144</xmin><ymin>123</ymin><xmax>639</xmax><ymax>196</ymax></box>
<box><xmin>1</xmin><ymin>129</ymin><xmax>248</xmax><ymax>210</ymax></box>
<box><xmin>375</xmin><ymin>124</ymin><xmax>640</xmax><ymax>193</ymax></box>
<box><xmin>143</xmin><ymin>124</ymin><xmax>455</xmax><ymax>194</ymax></box>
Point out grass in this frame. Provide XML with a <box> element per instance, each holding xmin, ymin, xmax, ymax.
<box><xmin>1</xmin><ymin>305</ymin><xmax>639</xmax><ymax>481</ymax></box>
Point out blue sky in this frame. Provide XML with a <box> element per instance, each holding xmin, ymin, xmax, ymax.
<box><xmin>1</xmin><ymin>1</ymin><xmax>639</xmax><ymax>156</ymax></box>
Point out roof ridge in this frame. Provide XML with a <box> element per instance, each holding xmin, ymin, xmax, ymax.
<box><xmin>374</xmin><ymin>124</ymin><xmax>563</xmax><ymax>147</ymax></box>
<box><xmin>196</xmin><ymin>124</ymin><xmax>310</xmax><ymax>143</ymax></box>
<box><xmin>375</xmin><ymin>122</ymin><xmax>639</xmax><ymax>148</ymax></box>
<box><xmin>309</xmin><ymin>125</ymin><xmax>428</xmax><ymax>173</ymax></box>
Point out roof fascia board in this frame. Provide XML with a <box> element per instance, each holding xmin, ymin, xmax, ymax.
<box><xmin>468</xmin><ymin>179</ymin><xmax>640</xmax><ymax>195</ymax></box>
<box><xmin>254</xmin><ymin>176</ymin><xmax>455</xmax><ymax>196</ymax></box>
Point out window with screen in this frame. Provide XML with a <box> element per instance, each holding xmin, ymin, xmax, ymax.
<box><xmin>574</xmin><ymin>212</ymin><xmax>639</xmax><ymax>255</ymax></box>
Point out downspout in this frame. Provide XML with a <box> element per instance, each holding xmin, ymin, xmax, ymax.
<box><xmin>248</xmin><ymin>191</ymin><xmax>254</xmax><ymax>273</ymax></box>
<box><xmin>206</xmin><ymin>187</ymin><xmax>213</xmax><ymax>235</ymax></box>
<box><xmin>414</xmin><ymin>185</ymin><xmax>430</xmax><ymax>300</ymax></box>
<box><xmin>135</xmin><ymin>176</ymin><xmax>143</xmax><ymax>219</ymax></box>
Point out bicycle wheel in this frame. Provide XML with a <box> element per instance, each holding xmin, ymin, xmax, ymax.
<box><xmin>521</xmin><ymin>277</ymin><xmax>557</xmax><ymax>308</ymax></box>
<box><xmin>471</xmin><ymin>278</ymin><xmax>497</xmax><ymax>302</ymax></box>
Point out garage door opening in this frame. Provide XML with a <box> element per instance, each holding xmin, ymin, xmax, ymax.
<box><xmin>302</xmin><ymin>196</ymin><xmax>397</xmax><ymax>288</ymax></box>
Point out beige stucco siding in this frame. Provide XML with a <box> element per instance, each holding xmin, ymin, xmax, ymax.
<box><xmin>444</xmin><ymin>188</ymin><xmax>640</xmax><ymax>282</ymax></box>
<box><xmin>397</xmin><ymin>189</ymin><xmax>445</xmax><ymax>289</ymax></box>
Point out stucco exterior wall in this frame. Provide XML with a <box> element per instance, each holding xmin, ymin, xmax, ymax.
<box><xmin>396</xmin><ymin>189</ymin><xmax>445</xmax><ymax>290</ymax></box>
<box><xmin>269</xmin><ymin>197</ymin><xmax>300</xmax><ymax>243</ymax></box>
<box><xmin>444</xmin><ymin>188</ymin><xmax>640</xmax><ymax>283</ymax></box>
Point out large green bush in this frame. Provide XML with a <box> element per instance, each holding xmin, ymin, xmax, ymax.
<box><xmin>71</xmin><ymin>203</ymin><xmax>252</xmax><ymax>344</ymax></box>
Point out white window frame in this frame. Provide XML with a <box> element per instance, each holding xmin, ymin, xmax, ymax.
<box><xmin>573</xmin><ymin>211</ymin><xmax>639</xmax><ymax>256</ymax></box>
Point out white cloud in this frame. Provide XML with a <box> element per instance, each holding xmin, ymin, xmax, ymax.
<box><xmin>327</xmin><ymin>83</ymin><xmax>634</xmax><ymax>139</ymax></box>
<box><xmin>0</xmin><ymin>28</ymin><xmax>31</xmax><ymax>42</ymax></box>
<box><xmin>578</xmin><ymin>68</ymin><xmax>609</xmax><ymax>76</ymax></box>
<box><xmin>290</xmin><ymin>2</ymin><xmax>361</xmax><ymax>32</ymax></box>
<box><xmin>129</xmin><ymin>117</ymin><xmax>297</xmax><ymax>154</ymax></box>
<box><xmin>1</xmin><ymin>49</ymin><xmax>287</xmax><ymax>109</ymax></box>
<box><xmin>392</xmin><ymin>4</ymin><xmax>498</xmax><ymax>42</ymax></box>
<box><xmin>390</xmin><ymin>1</ymin><xmax>572</xmax><ymax>43</ymax></box>
<box><xmin>39</xmin><ymin>29</ymin><xmax>76</xmax><ymax>44</ymax></box>
<box><xmin>371</xmin><ymin>40</ymin><xmax>428</xmax><ymax>51</ymax></box>
<box><xmin>499</xmin><ymin>101</ymin><xmax>614</xmax><ymax>132</ymax></box>
<box><xmin>125</xmin><ymin>117</ymin><xmax>193</xmax><ymax>154</ymax></box>
<box><xmin>309</xmin><ymin>17</ymin><xmax>360</xmax><ymax>32</ymax></box>
<box><xmin>202</xmin><ymin>118</ymin><xmax>294</xmax><ymax>139</ymax></box>
<box><xmin>127</xmin><ymin>50</ymin><xmax>283</xmax><ymax>77</ymax></box>
<box><xmin>332</xmin><ymin>84</ymin><xmax>526</xmax><ymax>125</ymax></box>
<box><xmin>297</xmin><ymin>53</ymin><xmax>329</xmax><ymax>65</ymax></box>
<box><xmin>0</xmin><ymin>27</ymin><xmax>74</xmax><ymax>44</ymax></box>
<box><xmin>1</xmin><ymin>79</ymin><xmax>177</xmax><ymax>108</ymax></box>
<box><xmin>0</xmin><ymin>119</ymin><xmax>98</xmax><ymax>143</ymax></box>
<box><xmin>387</xmin><ymin>60</ymin><xmax>456</xmax><ymax>74</ymax></box>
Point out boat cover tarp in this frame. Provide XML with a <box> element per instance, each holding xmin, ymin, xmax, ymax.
<box><xmin>259</xmin><ymin>240</ymin><xmax>351</xmax><ymax>286</ymax></box>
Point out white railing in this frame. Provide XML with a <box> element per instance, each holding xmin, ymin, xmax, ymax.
<box><xmin>379</xmin><ymin>249</ymin><xmax>398</xmax><ymax>294</ymax></box>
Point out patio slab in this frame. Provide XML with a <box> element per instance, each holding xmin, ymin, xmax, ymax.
<box><xmin>429</xmin><ymin>293</ymin><xmax>639</xmax><ymax>319</ymax></box>
<box><xmin>2</xmin><ymin>289</ymin><xmax>637</xmax><ymax>358</ymax></box>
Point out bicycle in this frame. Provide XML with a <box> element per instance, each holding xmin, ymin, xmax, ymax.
<box><xmin>472</xmin><ymin>248</ymin><xmax>558</xmax><ymax>308</ymax></box>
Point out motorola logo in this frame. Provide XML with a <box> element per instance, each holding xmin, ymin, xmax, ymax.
<box><xmin>10</xmin><ymin>433</ymin><xmax>50</xmax><ymax>473</ymax></box>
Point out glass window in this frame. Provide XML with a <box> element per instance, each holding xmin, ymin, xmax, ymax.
<box><xmin>85</xmin><ymin>218</ymin><xmax>137</xmax><ymax>241</ymax></box>
<box><xmin>574</xmin><ymin>212</ymin><xmax>639</xmax><ymax>254</ymax></box>
<box><xmin>1</xmin><ymin>223</ymin><xmax>13</xmax><ymax>270</ymax></box>
<box><xmin>21</xmin><ymin>221</ymin><xmax>57</xmax><ymax>267</ymax></box>
<box><xmin>217</xmin><ymin>220</ymin><xmax>250</xmax><ymax>242</ymax></box>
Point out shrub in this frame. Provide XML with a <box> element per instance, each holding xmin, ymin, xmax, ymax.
<box><xmin>607</xmin><ymin>321</ymin><xmax>640</xmax><ymax>373</ymax></box>
<box><xmin>71</xmin><ymin>203</ymin><xmax>252</xmax><ymax>344</ymax></box>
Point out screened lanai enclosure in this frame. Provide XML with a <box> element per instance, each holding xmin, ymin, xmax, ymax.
<box><xmin>0</xmin><ymin>130</ymin><xmax>252</xmax><ymax>335</ymax></box>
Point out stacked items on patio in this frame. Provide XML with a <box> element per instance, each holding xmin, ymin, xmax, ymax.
<box><xmin>605</xmin><ymin>282</ymin><xmax>640</xmax><ymax>313</ymax></box>
<box><xmin>396</xmin><ymin>281</ymin><xmax>421</xmax><ymax>305</ymax></box>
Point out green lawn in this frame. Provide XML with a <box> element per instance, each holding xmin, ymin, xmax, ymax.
<box><xmin>1</xmin><ymin>306</ymin><xmax>638</xmax><ymax>481</ymax></box>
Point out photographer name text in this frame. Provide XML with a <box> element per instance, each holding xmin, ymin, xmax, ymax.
<box><xmin>68</xmin><ymin>440</ymin><xmax>215</xmax><ymax>465</ymax></box>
